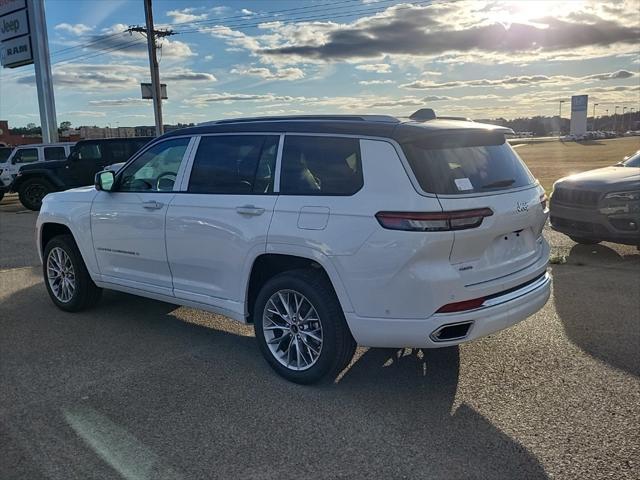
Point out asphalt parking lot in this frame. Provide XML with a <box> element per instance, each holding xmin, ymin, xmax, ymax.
<box><xmin>1</xmin><ymin>193</ymin><xmax>638</xmax><ymax>480</ymax></box>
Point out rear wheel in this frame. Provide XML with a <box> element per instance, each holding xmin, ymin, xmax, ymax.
<box><xmin>19</xmin><ymin>178</ymin><xmax>54</xmax><ymax>211</ymax></box>
<box><xmin>569</xmin><ymin>236</ymin><xmax>601</xmax><ymax>245</ymax></box>
<box><xmin>253</xmin><ymin>269</ymin><xmax>356</xmax><ymax>384</ymax></box>
<box><xmin>0</xmin><ymin>191</ymin><xmax>4</xmax><ymax>202</ymax></box>
<box><xmin>43</xmin><ymin>234</ymin><xmax>102</xmax><ymax>312</ymax></box>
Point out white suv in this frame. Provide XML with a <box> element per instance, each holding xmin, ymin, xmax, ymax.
<box><xmin>36</xmin><ymin>111</ymin><xmax>551</xmax><ymax>383</ymax></box>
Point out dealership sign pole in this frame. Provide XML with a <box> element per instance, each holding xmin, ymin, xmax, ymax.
<box><xmin>1</xmin><ymin>0</ymin><xmax>58</xmax><ymax>142</ymax></box>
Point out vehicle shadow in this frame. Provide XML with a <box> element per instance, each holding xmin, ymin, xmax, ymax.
<box><xmin>1</xmin><ymin>283</ymin><xmax>547</xmax><ymax>479</ymax></box>
<box><xmin>552</xmin><ymin>244</ymin><xmax>640</xmax><ymax>377</ymax></box>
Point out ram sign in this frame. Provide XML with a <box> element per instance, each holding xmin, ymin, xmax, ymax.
<box><xmin>570</xmin><ymin>95</ymin><xmax>588</xmax><ymax>136</ymax></box>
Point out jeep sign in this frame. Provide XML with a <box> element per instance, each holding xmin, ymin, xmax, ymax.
<box><xmin>0</xmin><ymin>8</ymin><xmax>28</xmax><ymax>42</ymax></box>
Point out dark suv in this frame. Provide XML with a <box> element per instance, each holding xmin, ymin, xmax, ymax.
<box><xmin>14</xmin><ymin>137</ymin><xmax>152</xmax><ymax>210</ymax></box>
<box><xmin>550</xmin><ymin>150</ymin><xmax>640</xmax><ymax>245</ymax></box>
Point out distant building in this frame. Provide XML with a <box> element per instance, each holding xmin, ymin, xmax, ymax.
<box><xmin>0</xmin><ymin>120</ymin><xmax>42</xmax><ymax>146</ymax></box>
<box><xmin>135</xmin><ymin>126</ymin><xmax>156</xmax><ymax>137</ymax></box>
<box><xmin>79</xmin><ymin>126</ymin><xmax>137</xmax><ymax>139</ymax></box>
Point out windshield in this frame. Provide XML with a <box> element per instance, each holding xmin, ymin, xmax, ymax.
<box><xmin>402</xmin><ymin>131</ymin><xmax>536</xmax><ymax>195</ymax></box>
<box><xmin>621</xmin><ymin>151</ymin><xmax>640</xmax><ymax>167</ymax></box>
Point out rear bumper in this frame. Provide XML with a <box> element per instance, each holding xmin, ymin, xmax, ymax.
<box><xmin>550</xmin><ymin>203</ymin><xmax>640</xmax><ymax>245</ymax></box>
<box><xmin>345</xmin><ymin>272</ymin><xmax>551</xmax><ymax>348</ymax></box>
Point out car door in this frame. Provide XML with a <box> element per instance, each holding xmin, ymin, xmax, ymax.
<box><xmin>91</xmin><ymin>136</ymin><xmax>194</xmax><ymax>295</ymax></box>
<box><xmin>166</xmin><ymin>134</ymin><xmax>280</xmax><ymax>316</ymax></box>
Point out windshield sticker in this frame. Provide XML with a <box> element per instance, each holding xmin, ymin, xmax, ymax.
<box><xmin>454</xmin><ymin>178</ymin><xmax>474</xmax><ymax>191</ymax></box>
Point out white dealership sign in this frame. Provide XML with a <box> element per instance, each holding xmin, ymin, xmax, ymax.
<box><xmin>0</xmin><ymin>0</ymin><xmax>32</xmax><ymax>68</ymax></box>
<box><xmin>570</xmin><ymin>95</ymin><xmax>588</xmax><ymax>136</ymax></box>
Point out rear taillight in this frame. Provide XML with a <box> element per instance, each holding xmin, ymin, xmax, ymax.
<box><xmin>436</xmin><ymin>297</ymin><xmax>485</xmax><ymax>313</ymax></box>
<box><xmin>375</xmin><ymin>208</ymin><xmax>493</xmax><ymax>232</ymax></box>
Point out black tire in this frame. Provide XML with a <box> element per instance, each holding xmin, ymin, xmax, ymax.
<box><xmin>569</xmin><ymin>236</ymin><xmax>601</xmax><ymax>245</ymax></box>
<box><xmin>19</xmin><ymin>178</ymin><xmax>54</xmax><ymax>211</ymax></box>
<box><xmin>43</xmin><ymin>234</ymin><xmax>102</xmax><ymax>312</ymax></box>
<box><xmin>0</xmin><ymin>191</ymin><xmax>4</xmax><ymax>202</ymax></box>
<box><xmin>253</xmin><ymin>269</ymin><xmax>356</xmax><ymax>384</ymax></box>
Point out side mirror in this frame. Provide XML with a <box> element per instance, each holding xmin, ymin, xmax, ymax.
<box><xmin>95</xmin><ymin>170</ymin><xmax>115</xmax><ymax>192</ymax></box>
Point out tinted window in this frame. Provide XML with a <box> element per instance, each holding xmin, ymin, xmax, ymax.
<box><xmin>402</xmin><ymin>132</ymin><xmax>535</xmax><ymax>194</ymax></box>
<box><xmin>72</xmin><ymin>143</ymin><xmax>101</xmax><ymax>161</ymax></box>
<box><xmin>44</xmin><ymin>146</ymin><xmax>67</xmax><ymax>161</ymax></box>
<box><xmin>13</xmin><ymin>148</ymin><xmax>38</xmax><ymax>164</ymax></box>
<box><xmin>188</xmin><ymin>135</ymin><xmax>279</xmax><ymax>194</ymax></box>
<box><xmin>280</xmin><ymin>136</ymin><xmax>363</xmax><ymax>195</ymax></box>
<box><xmin>119</xmin><ymin>138</ymin><xmax>190</xmax><ymax>192</ymax></box>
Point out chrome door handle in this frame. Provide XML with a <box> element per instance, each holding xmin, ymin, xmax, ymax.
<box><xmin>142</xmin><ymin>200</ymin><xmax>164</xmax><ymax>210</ymax></box>
<box><xmin>236</xmin><ymin>205</ymin><xmax>265</xmax><ymax>216</ymax></box>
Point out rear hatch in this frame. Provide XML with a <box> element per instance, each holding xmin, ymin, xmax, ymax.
<box><xmin>402</xmin><ymin>130</ymin><xmax>547</xmax><ymax>286</ymax></box>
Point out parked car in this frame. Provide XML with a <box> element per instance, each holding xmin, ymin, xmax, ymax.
<box><xmin>0</xmin><ymin>146</ymin><xmax>13</xmax><ymax>202</ymax></box>
<box><xmin>13</xmin><ymin>137</ymin><xmax>152</xmax><ymax>210</ymax></box>
<box><xmin>550</xmin><ymin>150</ymin><xmax>640</xmax><ymax>245</ymax></box>
<box><xmin>36</xmin><ymin>111</ymin><xmax>551</xmax><ymax>384</ymax></box>
<box><xmin>0</xmin><ymin>143</ymin><xmax>74</xmax><ymax>202</ymax></box>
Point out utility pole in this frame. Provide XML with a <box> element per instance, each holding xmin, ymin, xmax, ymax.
<box><xmin>128</xmin><ymin>0</ymin><xmax>174</xmax><ymax>136</ymax></box>
<box><xmin>592</xmin><ymin>103</ymin><xmax>598</xmax><ymax>131</ymax></box>
<box><xmin>622</xmin><ymin>107</ymin><xmax>627</xmax><ymax>132</ymax></box>
<box><xmin>614</xmin><ymin>106</ymin><xmax>620</xmax><ymax>132</ymax></box>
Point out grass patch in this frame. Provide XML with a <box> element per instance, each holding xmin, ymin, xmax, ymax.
<box><xmin>549</xmin><ymin>252</ymin><xmax>568</xmax><ymax>265</ymax></box>
<box><xmin>515</xmin><ymin>136</ymin><xmax>640</xmax><ymax>194</ymax></box>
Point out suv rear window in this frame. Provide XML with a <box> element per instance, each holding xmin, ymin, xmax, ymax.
<box><xmin>44</xmin><ymin>146</ymin><xmax>67</xmax><ymax>161</ymax></box>
<box><xmin>280</xmin><ymin>136</ymin><xmax>363</xmax><ymax>195</ymax></box>
<box><xmin>402</xmin><ymin>131</ymin><xmax>535</xmax><ymax>195</ymax></box>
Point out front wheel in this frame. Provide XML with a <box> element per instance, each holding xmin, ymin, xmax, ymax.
<box><xmin>19</xmin><ymin>178</ymin><xmax>54</xmax><ymax>211</ymax></box>
<box><xmin>43</xmin><ymin>234</ymin><xmax>102</xmax><ymax>312</ymax></box>
<box><xmin>253</xmin><ymin>270</ymin><xmax>356</xmax><ymax>384</ymax></box>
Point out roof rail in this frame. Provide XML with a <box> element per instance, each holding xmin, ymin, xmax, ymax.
<box><xmin>199</xmin><ymin>114</ymin><xmax>400</xmax><ymax>126</ymax></box>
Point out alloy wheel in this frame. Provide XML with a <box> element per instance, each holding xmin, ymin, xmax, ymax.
<box><xmin>46</xmin><ymin>247</ymin><xmax>76</xmax><ymax>303</ymax></box>
<box><xmin>262</xmin><ymin>289</ymin><xmax>323</xmax><ymax>371</ymax></box>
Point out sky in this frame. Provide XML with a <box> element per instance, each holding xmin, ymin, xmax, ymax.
<box><xmin>0</xmin><ymin>0</ymin><xmax>639</xmax><ymax>128</ymax></box>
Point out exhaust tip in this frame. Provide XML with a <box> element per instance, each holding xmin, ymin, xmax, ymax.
<box><xmin>430</xmin><ymin>321</ymin><xmax>474</xmax><ymax>342</ymax></box>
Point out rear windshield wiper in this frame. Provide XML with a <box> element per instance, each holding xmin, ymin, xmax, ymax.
<box><xmin>481</xmin><ymin>179</ymin><xmax>515</xmax><ymax>189</ymax></box>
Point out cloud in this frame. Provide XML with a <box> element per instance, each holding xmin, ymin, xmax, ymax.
<box><xmin>162</xmin><ymin>69</ymin><xmax>217</xmax><ymax>82</ymax></box>
<box><xmin>355</xmin><ymin>63</ymin><xmax>391</xmax><ymax>73</ymax></box>
<box><xmin>206</xmin><ymin>1</ymin><xmax>640</xmax><ymax>65</ymax></box>
<box><xmin>59</xmin><ymin>110</ymin><xmax>107</xmax><ymax>118</ymax></box>
<box><xmin>55</xmin><ymin>23</ymin><xmax>92</xmax><ymax>36</ymax></box>
<box><xmin>359</xmin><ymin>79</ymin><xmax>394</xmax><ymax>85</ymax></box>
<box><xmin>204</xmin><ymin>54</ymin><xmax>214</xmax><ymax>61</ymax></box>
<box><xmin>241</xmin><ymin>9</ymin><xmax>255</xmax><ymax>16</ymax></box>
<box><xmin>167</xmin><ymin>8</ymin><xmax>208</xmax><ymax>23</ymax></box>
<box><xmin>230</xmin><ymin>66</ymin><xmax>305</xmax><ymax>80</ymax></box>
<box><xmin>78</xmin><ymin>24</ymin><xmax>196</xmax><ymax>58</ymax></box>
<box><xmin>184</xmin><ymin>93</ymin><xmax>308</xmax><ymax>106</ymax></box>
<box><xmin>88</xmin><ymin>98</ymin><xmax>150</xmax><ymax>107</ymax></box>
<box><xmin>15</xmin><ymin>64</ymin><xmax>216</xmax><ymax>90</ymax></box>
<box><xmin>401</xmin><ymin>70</ymin><xmax>639</xmax><ymax>89</ymax></box>
<box><xmin>583</xmin><ymin>69</ymin><xmax>636</xmax><ymax>80</ymax></box>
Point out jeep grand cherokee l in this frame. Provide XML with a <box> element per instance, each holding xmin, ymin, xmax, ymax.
<box><xmin>36</xmin><ymin>111</ymin><xmax>550</xmax><ymax>384</ymax></box>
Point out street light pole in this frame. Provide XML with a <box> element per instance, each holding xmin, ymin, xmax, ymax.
<box><xmin>614</xmin><ymin>106</ymin><xmax>620</xmax><ymax>132</ymax></box>
<box><xmin>622</xmin><ymin>107</ymin><xmax>627</xmax><ymax>132</ymax></box>
<box><xmin>592</xmin><ymin>103</ymin><xmax>598</xmax><ymax>131</ymax></box>
<box><xmin>559</xmin><ymin>100</ymin><xmax>565</xmax><ymax>135</ymax></box>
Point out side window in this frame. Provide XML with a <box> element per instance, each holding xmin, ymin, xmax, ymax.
<box><xmin>280</xmin><ymin>136</ymin><xmax>363</xmax><ymax>195</ymax></box>
<box><xmin>12</xmin><ymin>148</ymin><xmax>39</xmax><ymax>164</ymax></box>
<box><xmin>44</xmin><ymin>147</ymin><xmax>67</xmax><ymax>161</ymax></box>
<box><xmin>74</xmin><ymin>143</ymin><xmax>102</xmax><ymax>161</ymax></box>
<box><xmin>106</xmin><ymin>142</ymin><xmax>130</xmax><ymax>163</ymax></box>
<box><xmin>188</xmin><ymin>135</ymin><xmax>279</xmax><ymax>194</ymax></box>
<box><xmin>118</xmin><ymin>137</ymin><xmax>190</xmax><ymax>192</ymax></box>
